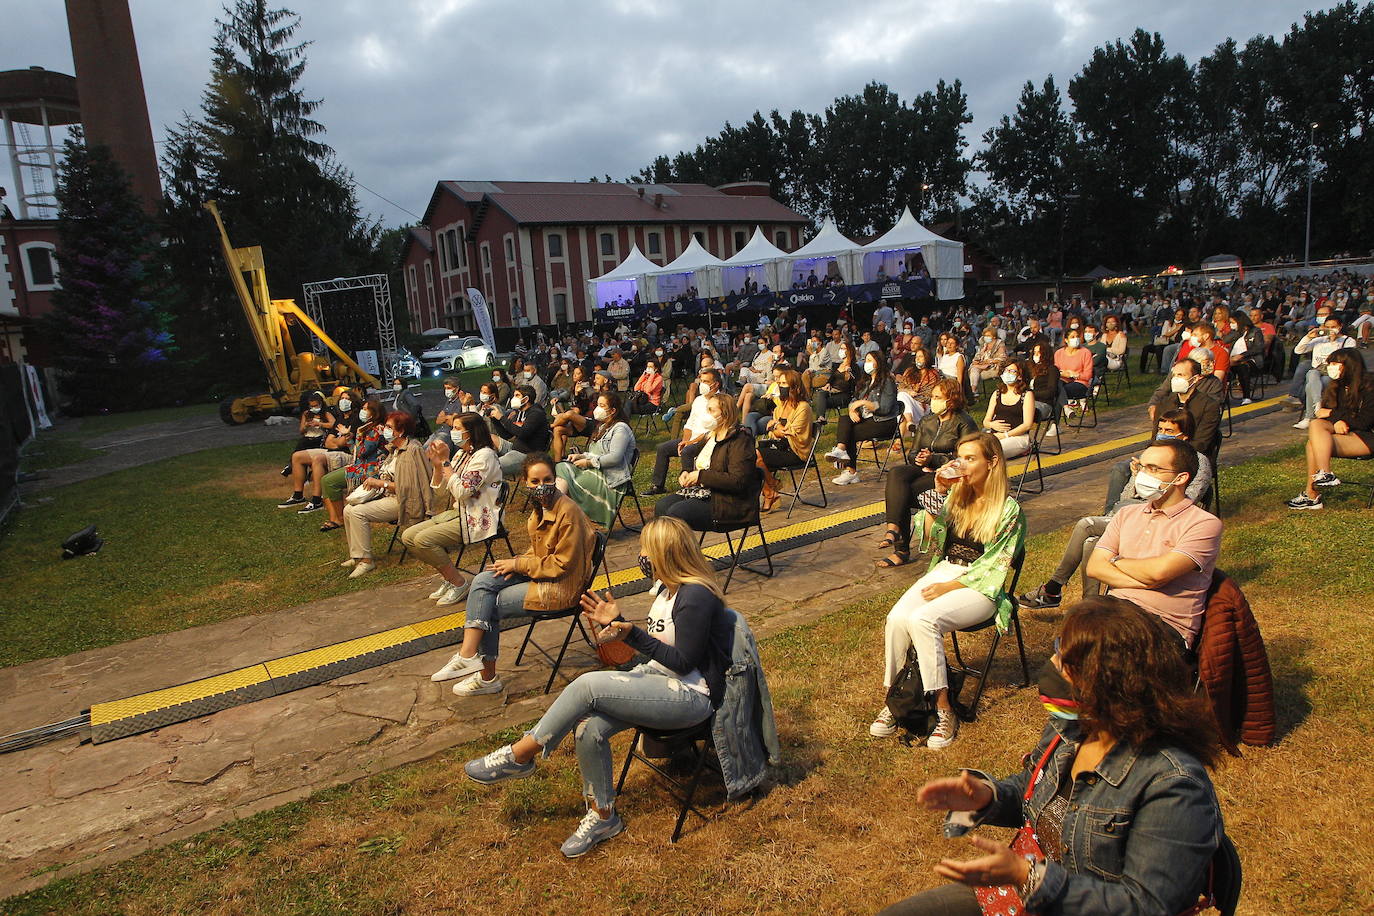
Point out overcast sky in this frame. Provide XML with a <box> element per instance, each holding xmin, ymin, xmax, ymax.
<box><xmin>2</xmin><ymin>0</ymin><xmax>1320</xmax><ymax>228</ymax></box>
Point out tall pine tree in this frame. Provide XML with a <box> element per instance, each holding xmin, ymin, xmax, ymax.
<box><xmin>43</xmin><ymin>131</ymin><xmax>173</xmax><ymax>413</ymax></box>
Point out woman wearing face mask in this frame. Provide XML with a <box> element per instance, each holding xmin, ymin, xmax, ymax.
<box><xmin>828</xmin><ymin>351</ymin><xmax>899</xmax><ymax>486</ymax></box>
<box><xmin>550</xmin><ymin>367</ymin><xmax>599</xmax><ymax>461</ymax></box>
<box><xmin>461</xmin><ymin>516</ymin><xmax>731</xmax><ymax>858</ymax></box>
<box><xmin>1101</xmin><ymin>315</ymin><xmax>1128</xmax><ymax>372</ymax></box>
<box><xmin>278</xmin><ymin>390</ymin><xmax>347</xmax><ymax>509</ymax></box>
<box><xmin>316</xmin><ymin>396</ymin><xmax>386</xmax><ymax>532</ymax></box>
<box><xmin>340</xmin><ymin>411</ymin><xmax>432</xmax><ymax>578</ymax></box>
<box><xmin>402</xmin><ymin>413</ymin><xmax>503</xmax><ymax>606</ymax></box>
<box><xmin>935</xmin><ymin>333</ymin><xmax>968</xmax><ymax>397</ymax></box>
<box><xmin>555</xmin><ymin>392</ymin><xmax>637</xmax><ymax>528</ymax></box>
<box><xmin>630</xmin><ymin>358</ymin><xmax>664</xmax><ymax>413</ymax></box>
<box><xmin>1082</xmin><ymin>324</ymin><xmax>1109</xmax><ymax>381</ymax></box>
<box><xmin>428</xmin><ymin>453</ymin><xmax>596</xmax><ymax>695</ymax></box>
<box><xmin>756</xmin><ymin>368</ymin><xmax>816</xmax><ymax>512</ymax></box>
<box><xmin>1149</xmin><ymin>307</ymin><xmax>1188</xmax><ymax>374</ymax></box>
<box><xmin>1025</xmin><ymin>338</ymin><xmax>1062</xmax><ymax>424</ymax></box>
<box><xmin>969</xmin><ymin>328</ymin><xmax>1008</xmax><ymax>389</ymax></box>
<box><xmin>653</xmin><ymin>392</ymin><xmax>761</xmax><ymax>531</ymax></box>
<box><xmin>1053</xmin><ymin>330</ymin><xmax>1093</xmax><ymax>413</ymax></box>
<box><xmin>385</xmin><ymin>376</ymin><xmax>426</xmax><ymax>435</ymax></box>
<box><xmin>876</xmin><ymin>379</ymin><xmax>981</xmax><ymax>569</ymax></box>
<box><xmin>871</xmin><ymin>433</ymin><xmax>1025</xmax><ymax>748</ymax></box>
<box><xmin>280</xmin><ymin>391</ymin><xmax>335</xmax><ymax>477</ymax></box>
<box><xmin>879</xmin><ymin>597</ymin><xmax>1227</xmax><ymax>916</ymax></box>
<box><xmin>1286</xmin><ymin>348</ymin><xmax>1374</xmax><ymax>509</ymax></box>
<box><xmin>549</xmin><ymin>359</ymin><xmax>575</xmax><ymax>406</ymax></box>
<box><xmin>489</xmin><ymin>368</ymin><xmax>513</xmax><ymax>407</ymax></box>
<box><xmin>982</xmin><ymin>360</ymin><xmax>1036</xmax><ymax>459</ymax></box>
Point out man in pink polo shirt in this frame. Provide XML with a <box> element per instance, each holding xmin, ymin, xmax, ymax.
<box><xmin>1086</xmin><ymin>439</ymin><xmax>1222</xmax><ymax>648</ymax></box>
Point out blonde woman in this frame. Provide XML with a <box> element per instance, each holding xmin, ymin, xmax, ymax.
<box><xmin>871</xmin><ymin>432</ymin><xmax>1026</xmax><ymax>749</ymax></box>
<box><xmin>462</xmin><ymin>516</ymin><xmax>733</xmax><ymax>858</ymax></box>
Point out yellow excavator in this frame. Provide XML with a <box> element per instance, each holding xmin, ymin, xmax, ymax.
<box><xmin>206</xmin><ymin>200</ymin><xmax>380</xmax><ymax>424</ymax></box>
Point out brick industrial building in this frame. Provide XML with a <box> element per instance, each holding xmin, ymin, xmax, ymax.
<box><xmin>399</xmin><ymin>180</ymin><xmax>809</xmax><ymax>333</ymax></box>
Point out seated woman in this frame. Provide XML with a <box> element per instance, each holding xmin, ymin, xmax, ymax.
<box><xmin>401</xmin><ymin>413</ymin><xmax>503</xmax><ymax>606</ymax></box>
<box><xmin>877</xmin><ymin>378</ymin><xmax>980</xmax><ymax>569</ymax></box>
<box><xmin>871</xmin><ymin>432</ymin><xmax>1026</xmax><ymax>748</ymax></box>
<box><xmin>968</xmin><ymin>327</ymin><xmax>1008</xmax><ymax>389</ymax></box>
<box><xmin>1019</xmin><ymin>408</ymin><xmax>1212</xmax><ymax>608</ymax></box>
<box><xmin>828</xmin><ymin>351</ymin><xmax>899</xmax><ymax>486</ymax></box>
<box><xmin>489</xmin><ymin>368</ymin><xmax>513</xmax><ymax>407</ymax></box>
<box><xmin>981</xmin><ymin>359</ymin><xmax>1036</xmax><ymax>460</ymax></box>
<box><xmin>548</xmin><ymin>358</ymin><xmax>576</xmax><ymax>408</ymax></box>
<box><xmin>1083</xmin><ymin>324</ymin><xmax>1109</xmax><ymax>382</ymax></box>
<box><xmin>428</xmin><ymin>453</ymin><xmax>596</xmax><ymax>695</ymax></box>
<box><xmin>1227</xmin><ymin>312</ymin><xmax>1266</xmax><ymax>404</ymax></box>
<box><xmin>756</xmin><ymin>368</ymin><xmax>816</xmax><ymax>512</ymax></box>
<box><xmin>809</xmin><ymin>341</ymin><xmax>857</xmax><ymax>420</ymax></box>
<box><xmin>628</xmin><ymin>357</ymin><xmax>664</xmax><ymax>415</ymax></box>
<box><xmin>385</xmin><ymin>376</ymin><xmax>427</xmax><ymax>437</ymax></box>
<box><xmin>654</xmin><ymin>392</ymin><xmax>761</xmax><ymax>531</ymax></box>
<box><xmin>278</xmin><ymin>389</ymin><xmax>356</xmax><ymax>510</ymax></box>
<box><xmin>1053</xmin><ymin>330</ymin><xmax>1093</xmax><ymax>411</ymax></box>
<box><xmin>801</xmin><ymin>336</ymin><xmax>828</xmax><ymax>396</ymax></box>
<box><xmin>555</xmin><ymin>391</ymin><xmax>636</xmax><ymax>528</ymax></box>
<box><xmin>935</xmin><ymin>333</ymin><xmax>968</xmax><ymax>398</ymax></box>
<box><xmin>1101</xmin><ymin>314</ymin><xmax>1129</xmax><ymax>371</ymax></box>
<box><xmin>1286</xmin><ymin>347</ymin><xmax>1374</xmax><ymax>509</ymax></box>
<box><xmin>461</xmin><ymin>516</ymin><xmax>732</xmax><ymax>858</ymax></box>
<box><xmin>741</xmin><ymin>366</ymin><xmax>783</xmax><ymax>435</ymax></box>
<box><xmin>279</xmin><ymin>389</ymin><xmax>335</xmax><ymax>477</ymax></box>
<box><xmin>340</xmin><ymin>411</ymin><xmax>432</xmax><ymax>578</ymax></box>
<box><xmin>550</xmin><ymin>368</ymin><xmax>603</xmax><ymax>460</ymax></box>
<box><xmin>317</xmin><ymin>397</ymin><xmax>386</xmax><ymax>533</ymax></box>
<box><xmin>1025</xmin><ymin>337</ymin><xmax>1061</xmax><ymax>423</ymax></box>
<box><xmin>878</xmin><ymin>596</ymin><xmax>1226</xmax><ymax>916</ymax></box>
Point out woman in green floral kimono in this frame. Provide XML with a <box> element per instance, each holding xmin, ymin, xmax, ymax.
<box><xmin>870</xmin><ymin>431</ymin><xmax>1026</xmax><ymax>749</ymax></box>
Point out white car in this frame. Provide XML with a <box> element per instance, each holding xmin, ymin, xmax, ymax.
<box><xmin>419</xmin><ymin>336</ymin><xmax>495</xmax><ymax>376</ymax></box>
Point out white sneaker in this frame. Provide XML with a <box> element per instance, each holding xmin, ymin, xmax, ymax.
<box><xmin>452</xmin><ymin>671</ymin><xmax>504</xmax><ymax>697</ymax></box>
<box><xmin>347</xmin><ymin>561</ymin><xmax>376</xmax><ymax>579</ymax></box>
<box><xmin>431</xmin><ymin>650</ymin><xmax>484</xmax><ymax>682</ymax></box>
<box><xmin>436</xmin><ymin>581</ymin><xmax>470</xmax><ymax>607</ymax></box>
<box><xmin>1045</xmin><ymin>423</ymin><xmax>1058</xmax><ymax>438</ymax></box>
<box><xmin>832</xmin><ymin>468</ymin><xmax>860</xmax><ymax>486</ymax></box>
<box><xmin>825</xmin><ymin>445</ymin><xmax>850</xmax><ymax>461</ymax></box>
<box><xmin>340</xmin><ymin>558</ymin><xmax>357</xmax><ymax>568</ymax></box>
<box><xmin>869</xmin><ymin>707</ymin><xmax>898</xmax><ymax>738</ymax></box>
<box><xmin>926</xmin><ymin>709</ymin><xmax>959</xmax><ymax>749</ymax></box>
<box><xmin>429</xmin><ymin>582</ymin><xmax>451</xmax><ymax>600</ymax></box>
<box><xmin>1293</xmin><ymin>418</ymin><xmax>1311</xmax><ymax>430</ymax></box>
<box><xmin>1240</xmin><ymin>398</ymin><xmax>1253</xmax><ymax>406</ymax></box>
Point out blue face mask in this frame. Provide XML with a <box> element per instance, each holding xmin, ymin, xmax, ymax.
<box><xmin>1155</xmin><ymin>433</ymin><xmax>1178</xmax><ymax>441</ymax></box>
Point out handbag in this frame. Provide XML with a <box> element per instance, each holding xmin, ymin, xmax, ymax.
<box><xmin>974</xmin><ymin>735</ymin><xmax>1063</xmax><ymax>916</ymax></box>
<box><xmin>676</xmin><ymin>484</ymin><xmax>711</xmax><ymax>500</ymax></box>
<box><xmin>345</xmin><ymin>484</ymin><xmax>384</xmax><ymax>505</ymax></box>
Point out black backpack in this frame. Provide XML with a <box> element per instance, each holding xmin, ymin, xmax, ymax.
<box><xmin>885</xmin><ymin>647</ymin><xmax>965</xmax><ymax>744</ymax></box>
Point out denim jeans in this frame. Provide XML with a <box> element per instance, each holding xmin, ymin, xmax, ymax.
<box><xmin>1288</xmin><ymin>357</ymin><xmax>1311</xmax><ymax>396</ymax></box>
<box><xmin>1302</xmin><ymin>368</ymin><xmax>1330</xmax><ymax>419</ymax></box>
<box><xmin>526</xmin><ymin>665</ymin><xmax>713</xmax><ymax>808</ymax></box>
<box><xmin>464</xmin><ymin>570</ymin><xmax>531</xmax><ymax>660</ymax></box>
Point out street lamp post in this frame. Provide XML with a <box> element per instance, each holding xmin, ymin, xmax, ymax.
<box><xmin>1304</xmin><ymin>122</ymin><xmax>1317</xmax><ymax>267</ymax></box>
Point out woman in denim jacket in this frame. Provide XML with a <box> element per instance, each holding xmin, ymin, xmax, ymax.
<box><xmin>881</xmin><ymin>597</ymin><xmax>1229</xmax><ymax>916</ymax></box>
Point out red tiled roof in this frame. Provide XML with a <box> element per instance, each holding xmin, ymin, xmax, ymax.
<box><xmin>430</xmin><ymin>180</ymin><xmax>807</xmax><ymax>226</ymax></box>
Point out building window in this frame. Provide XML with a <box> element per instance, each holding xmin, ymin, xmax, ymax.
<box><xmin>548</xmin><ymin>233</ymin><xmax>563</xmax><ymax>258</ymax></box>
<box><xmin>436</xmin><ymin>235</ymin><xmax>448</xmax><ymax>272</ymax></box>
<box><xmin>733</xmin><ymin>230</ymin><xmax>746</xmax><ymax>252</ymax></box>
<box><xmin>505</xmin><ymin>237</ymin><xmax>514</xmax><ymax>263</ymax></box>
<box><xmin>481</xmin><ymin>244</ymin><xmax>491</xmax><ymax>269</ymax></box>
<box><xmin>775</xmin><ymin>230</ymin><xmax>788</xmax><ymax>250</ymax></box>
<box><xmin>647</xmin><ymin>232</ymin><xmax>661</xmax><ymax>255</ymax></box>
<box><xmin>553</xmin><ymin>292</ymin><xmax>568</xmax><ymax>324</ymax></box>
<box><xmin>20</xmin><ymin>242</ymin><xmax>59</xmax><ymax>290</ymax></box>
<box><xmin>599</xmin><ymin>232</ymin><xmax>614</xmax><ymax>256</ymax></box>
<box><xmin>448</xmin><ymin>230</ymin><xmax>462</xmax><ymax>270</ymax></box>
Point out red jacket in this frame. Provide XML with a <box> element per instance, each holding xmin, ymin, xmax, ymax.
<box><xmin>1198</xmin><ymin>571</ymin><xmax>1276</xmax><ymax>747</ymax></box>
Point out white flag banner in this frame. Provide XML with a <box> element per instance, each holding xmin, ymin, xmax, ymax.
<box><xmin>467</xmin><ymin>288</ymin><xmax>497</xmax><ymax>355</ymax></box>
<box><xmin>23</xmin><ymin>363</ymin><xmax>52</xmax><ymax>430</ymax></box>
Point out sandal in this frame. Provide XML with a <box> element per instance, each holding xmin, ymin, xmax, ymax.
<box><xmin>319</xmin><ymin>521</ymin><xmax>342</xmax><ymax>532</ymax></box>
<box><xmin>761</xmin><ymin>492</ymin><xmax>781</xmax><ymax>513</ymax></box>
<box><xmin>875</xmin><ymin>530</ymin><xmax>900</xmax><ymax>550</ymax></box>
<box><xmin>875</xmin><ymin>551</ymin><xmax>911</xmax><ymax>569</ymax></box>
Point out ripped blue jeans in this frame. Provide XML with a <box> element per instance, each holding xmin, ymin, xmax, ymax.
<box><xmin>526</xmin><ymin>664</ymin><xmax>713</xmax><ymax>809</ymax></box>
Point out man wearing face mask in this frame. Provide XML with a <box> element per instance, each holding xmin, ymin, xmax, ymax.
<box><xmin>430</xmin><ymin>377</ymin><xmax>466</xmax><ymax>448</ymax></box>
<box><xmin>648</xmin><ymin>369</ymin><xmax>721</xmax><ymax>494</ymax></box>
<box><xmin>488</xmin><ymin>385</ymin><xmax>551</xmax><ymax>476</ymax></box>
<box><xmin>1175</xmin><ymin>322</ymin><xmax>1229</xmax><ymax>382</ymax></box>
<box><xmin>1085</xmin><ymin>439</ymin><xmax>1222</xmax><ymax>650</ymax></box>
<box><xmin>1144</xmin><ymin>356</ymin><xmax>1223</xmax><ymax>463</ymax></box>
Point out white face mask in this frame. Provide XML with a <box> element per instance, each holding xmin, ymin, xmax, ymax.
<box><xmin>700</xmin><ymin>412</ymin><xmax>719</xmax><ymax>431</ymax></box>
<box><xmin>1327</xmin><ymin>364</ymin><xmax>1342</xmax><ymax>380</ymax></box>
<box><xmin>511</xmin><ymin>395</ymin><xmax>525</xmax><ymax>409</ymax></box>
<box><xmin>381</xmin><ymin>427</ymin><xmax>396</xmax><ymax>442</ymax></box>
<box><xmin>1000</xmin><ymin>370</ymin><xmax>1018</xmax><ymax>385</ymax></box>
<box><xmin>593</xmin><ymin>405</ymin><xmax>610</xmax><ymax>421</ymax></box>
<box><xmin>338</xmin><ymin>398</ymin><xmax>352</xmax><ymax>412</ymax></box>
<box><xmin>492</xmin><ymin>375</ymin><xmax>501</xmax><ymax>383</ymax></box>
<box><xmin>479</xmin><ymin>392</ymin><xmax>491</xmax><ymax>403</ymax></box>
<box><xmin>443</xmin><ymin>387</ymin><xmax>457</xmax><ymax>399</ymax></box>
<box><xmin>453</xmin><ymin>427</ymin><xmax>467</xmax><ymax>443</ymax></box>
<box><xmin>1134</xmin><ymin>469</ymin><xmax>1179</xmax><ymax>502</ymax></box>
<box><xmin>1170</xmin><ymin>374</ymin><xmax>1192</xmax><ymax>394</ymax></box>
<box><xmin>359</xmin><ymin>409</ymin><xmax>372</xmax><ymax>422</ymax></box>
<box><xmin>930</xmin><ymin>398</ymin><xmax>948</xmax><ymax>415</ymax></box>
<box><xmin>1084</xmin><ymin>332</ymin><xmax>1097</xmax><ymax>342</ymax></box>
<box><xmin>393</xmin><ymin>384</ymin><xmax>403</xmax><ymax>392</ymax></box>
<box><xmin>1189</xmin><ymin>334</ymin><xmax>1202</xmax><ymax>347</ymax></box>
<box><xmin>309</xmin><ymin>406</ymin><xmax>322</xmax><ymax>413</ymax></box>
<box><xmin>1066</xmin><ymin>337</ymin><xmax>1080</xmax><ymax>348</ymax></box>
<box><xmin>864</xmin><ymin>361</ymin><xmax>876</xmax><ymax>374</ymax></box>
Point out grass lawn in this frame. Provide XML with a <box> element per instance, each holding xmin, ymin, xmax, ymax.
<box><xmin>4</xmin><ymin>443</ymin><xmax>1373</xmax><ymax>914</ymax></box>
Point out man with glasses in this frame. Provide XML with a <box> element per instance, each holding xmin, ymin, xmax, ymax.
<box><xmin>1085</xmin><ymin>439</ymin><xmax>1222</xmax><ymax>650</ymax></box>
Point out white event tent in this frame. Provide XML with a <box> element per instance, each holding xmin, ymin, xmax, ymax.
<box><xmin>780</xmin><ymin>217</ymin><xmax>860</xmax><ymax>287</ymax></box>
<box><xmin>720</xmin><ymin>226</ymin><xmax>788</xmax><ymax>294</ymax></box>
<box><xmin>586</xmin><ymin>244</ymin><xmax>661</xmax><ymax>308</ymax></box>
<box><xmin>642</xmin><ymin>236</ymin><xmax>725</xmax><ymax>300</ymax></box>
<box><xmin>858</xmin><ymin>207</ymin><xmax>965</xmax><ymax>300</ymax></box>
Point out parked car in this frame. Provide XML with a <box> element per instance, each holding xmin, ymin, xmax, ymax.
<box><xmin>383</xmin><ymin>346</ymin><xmax>422</xmax><ymax>380</ymax></box>
<box><xmin>418</xmin><ymin>335</ymin><xmax>496</xmax><ymax>376</ymax></box>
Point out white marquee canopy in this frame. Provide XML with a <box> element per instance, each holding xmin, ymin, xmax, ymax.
<box><xmin>720</xmin><ymin>226</ymin><xmax>789</xmax><ymax>293</ymax></box>
<box><xmin>858</xmin><ymin>206</ymin><xmax>965</xmax><ymax>299</ymax></box>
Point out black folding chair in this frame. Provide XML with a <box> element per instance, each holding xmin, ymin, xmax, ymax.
<box><xmin>606</xmin><ymin>447</ymin><xmax>647</xmax><ymax>536</ymax></box>
<box><xmin>776</xmin><ymin>419</ymin><xmax>829</xmax><ymax>518</ymax></box>
<box><xmin>855</xmin><ymin>418</ymin><xmax>906</xmax><ymax>473</ymax></box>
<box><xmin>452</xmin><ymin>480</ymin><xmax>516</xmax><ymax>574</ymax></box>
<box><xmin>947</xmin><ymin>547</ymin><xmax>1030</xmax><ymax>722</ymax></box>
<box><xmin>1065</xmin><ymin>380</ymin><xmax>1101</xmax><ymax>431</ymax></box>
<box><xmin>615</xmin><ymin>716</ymin><xmax>720</xmax><ymax>843</ymax></box>
<box><xmin>1013</xmin><ymin>418</ymin><xmax>1049</xmax><ymax>500</ymax></box>
<box><xmin>1106</xmin><ymin>348</ymin><xmax>1131</xmax><ymax>394</ymax></box>
<box><xmin>513</xmin><ymin>531</ymin><xmax>608</xmax><ymax>694</ymax></box>
<box><xmin>697</xmin><ymin>492</ymin><xmax>774</xmax><ymax>592</ymax></box>
<box><xmin>1334</xmin><ymin>454</ymin><xmax>1374</xmax><ymax>508</ymax></box>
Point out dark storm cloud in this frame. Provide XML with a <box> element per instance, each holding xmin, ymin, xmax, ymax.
<box><xmin>0</xmin><ymin>1</ymin><xmax>1317</xmax><ymax>228</ymax></box>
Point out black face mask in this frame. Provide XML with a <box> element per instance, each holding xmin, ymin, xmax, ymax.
<box><xmin>1037</xmin><ymin>659</ymin><xmax>1081</xmax><ymax>721</ymax></box>
<box><xmin>777</xmin><ymin>386</ymin><xmax>790</xmax><ymax>400</ymax></box>
<box><xmin>637</xmin><ymin>554</ymin><xmax>654</xmax><ymax>580</ymax></box>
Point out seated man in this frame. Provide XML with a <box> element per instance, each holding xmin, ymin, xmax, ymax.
<box><xmin>1021</xmin><ymin>409</ymin><xmax>1214</xmax><ymax>608</ymax></box>
<box><xmin>488</xmin><ymin>384</ymin><xmax>551</xmax><ymax>476</ymax></box>
<box><xmin>1176</xmin><ymin>321</ymin><xmax>1230</xmax><ymax>382</ymax></box>
<box><xmin>647</xmin><ymin>368</ymin><xmax>720</xmax><ymax>495</ymax></box>
<box><xmin>1084</xmin><ymin>439</ymin><xmax>1222</xmax><ymax>650</ymax></box>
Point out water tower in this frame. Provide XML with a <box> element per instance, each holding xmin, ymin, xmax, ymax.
<box><xmin>0</xmin><ymin>67</ymin><xmax>80</xmax><ymax>220</ymax></box>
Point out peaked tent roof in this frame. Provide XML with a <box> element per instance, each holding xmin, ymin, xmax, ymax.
<box><xmin>788</xmin><ymin>217</ymin><xmax>860</xmax><ymax>258</ymax></box>
<box><xmin>588</xmin><ymin>244</ymin><xmax>661</xmax><ymax>283</ymax></box>
<box><xmin>722</xmin><ymin>226</ymin><xmax>789</xmax><ymax>266</ymax></box>
<box><xmin>860</xmin><ymin>206</ymin><xmax>957</xmax><ymax>250</ymax></box>
<box><xmin>644</xmin><ymin>236</ymin><xmax>726</xmax><ymax>275</ymax></box>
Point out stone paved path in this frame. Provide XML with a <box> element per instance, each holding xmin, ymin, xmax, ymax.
<box><xmin>0</xmin><ymin>403</ymin><xmax>1302</xmax><ymax>896</ymax></box>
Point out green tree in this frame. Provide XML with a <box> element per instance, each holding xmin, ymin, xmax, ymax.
<box><xmin>161</xmin><ymin>0</ymin><xmax>379</xmax><ymax>394</ymax></box>
<box><xmin>43</xmin><ymin>131</ymin><xmax>174</xmax><ymax>413</ymax></box>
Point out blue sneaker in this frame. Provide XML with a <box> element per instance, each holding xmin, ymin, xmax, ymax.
<box><xmin>463</xmin><ymin>745</ymin><xmax>535</xmax><ymax>785</ymax></box>
<box><xmin>560</xmin><ymin>808</ymin><xmax>625</xmax><ymax>858</ymax></box>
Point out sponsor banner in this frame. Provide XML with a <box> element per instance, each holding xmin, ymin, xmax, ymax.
<box><xmin>467</xmin><ymin>287</ymin><xmax>497</xmax><ymax>354</ymax></box>
<box><xmin>354</xmin><ymin>349</ymin><xmax>381</xmax><ymax>377</ymax></box>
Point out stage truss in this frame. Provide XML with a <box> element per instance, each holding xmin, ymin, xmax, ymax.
<box><xmin>301</xmin><ymin>273</ymin><xmax>396</xmax><ymax>383</ymax></box>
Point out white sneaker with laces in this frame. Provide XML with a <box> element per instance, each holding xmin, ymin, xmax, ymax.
<box><xmin>431</xmin><ymin>651</ymin><xmax>484</xmax><ymax>682</ymax></box>
<box><xmin>869</xmin><ymin>707</ymin><xmax>898</xmax><ymax>738</ymax></box>
<box><xmin>832</xmin><ymin>468</ymin><xmax>860</xmax><ymax>486</ymax></box>
<box><xmin>1294</xmin><ymin>418</ymin><xmax>1311</xmax><ymax>430</ymax></box>
<box><xmin>340</xmin><ymin>558</ymin><xmax>357</xmax><ymax>568</ymax></box>
<box><xmin>428</xmin><ymin>583</ymin><xmax>451</xmax><ymax>600</ymax></box>
<box><xmin>437</xmin><ymin>581</ymin><xmax>470</xmax><ymax>607</ymax></box>
<box><xmin>451</xmin><ymin>671</ymin><xmax>504</xmax><ymax>697</ymax></box>
<box><xmin>347</xmin><ymin>561</ymin><xmax>375</xmax><ymax>579</ymax></box>
<box><xmin>926</xmin><ymin>709</ymin><xmax>959</xmax><ymax>749</ymax></box>
<box><xmin>825</xmin><ymin>445</ymin><xmax>850</xmax><ymax>461</ymax></box>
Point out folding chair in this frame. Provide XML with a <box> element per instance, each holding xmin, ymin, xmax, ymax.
<box><xmin>777</xmin><ymin>419</ymin><xmax>829</xmax><ymax>517</ymax></box>
<box><xmin>513</xmin><ymin>531</ymin><xmax>608</xmax><ymax>694</ymax></box>
<box><xmin>947</xmin><ymin>547</ymin><xmax>1030</xmax><ymax>721</ymax></box>
<box><xmin>614</xmin><ymin>715</ymin><xmax>720</xmax><ymax>843</ymax></box>
<box><xmin>386</xmin><ymin>519</ymin><xmax>406</xmax><ymax>561</ymax></box>
<box><xmin>855</xmin><ymin>419</ymin><xmax>906</xmax><ymax>473</ymax></box>
<box><xmin>1206</xmin><ymin>442</ymin><xmax>1223</xmax><ymax>518</ymax></box>
<box><xmin>1012</xmin><ymin>418</ymin><xmax>1049</xmax><ymax>500</ymax></box>
<box><xmin>452</xmin><ymin>480</ymin><xmax>516</xmax><ymax>574</ymax></box>
<box><xmin>1221</xmin><ymin>392</ymin><xmax>1234</xmax><ymax>439</ymax></box>
<box><xmin>697</xmin><ymin>493</ymin><xmax>774</xmax><ymax>592</ymax></box>
<box><xmin>606</xmin><ymin>447</ymin><xmax>647</xmax><ymax>536</ymax></box>
<box><xmin>1065</xmin><ymin>380</ymin><xmax>1100</xmax><ymax>431</ymax></box>
<box><xmin>1106</xmin><ymin>348</ymin><xmax>1131</xmax><ymax>394</ymax></box>
<box><xmin>1334</xmin><ymin>454</ymin><xmax>1374</xmax><ymax>508</ymax></box>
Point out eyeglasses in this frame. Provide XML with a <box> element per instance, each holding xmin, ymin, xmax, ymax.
<box><xmin>1129</xmin><ymin>458</ymin><xmax>1178</xmax><ymax>476</ymax></box>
